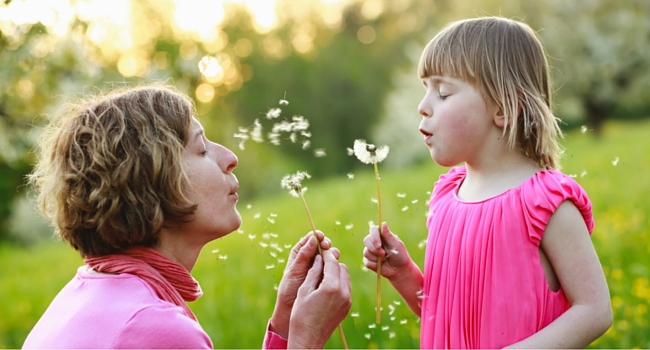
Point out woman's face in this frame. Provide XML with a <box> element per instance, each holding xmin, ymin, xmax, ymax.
<box><xmin>180</xmin><ymin>117</ymin><xmax>241</xmax><ymax>243</ymax></box>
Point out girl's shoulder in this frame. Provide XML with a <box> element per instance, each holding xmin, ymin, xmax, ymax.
<box><xmin>522</xmin><ymin>169</ymin><xmax>595</xmax><ymax>241</ymax></box>
<box><xmin>431</xmin><ymin>165</ymin><xmax>466</xmax><ymax>196</ymax></box>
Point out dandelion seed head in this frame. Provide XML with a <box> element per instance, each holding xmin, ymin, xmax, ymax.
<box><xmin>281</xmin><ymin>171</ymin><xmax>311</xmax><ymax>197</ymax></box>
<box><xmin>612</xmin><ymin>157</ymin><xmax>619</xmax><ymax>166</ymax></box>
<box><xmin>353</xmin><ymin>139</ymin><xmax>389</xmax><ymax>164</ymax></box>
<box><xmin>347</xmin><ymin>173</ymin><xmax>354</xmax><ymax>179</ymax></box>
<box><xmin>314</xmin><ymin>148</ymin><xmax>327</xmax><ymax>157</ymax></box>
<box><xmin>266</xmin><ymin>107</ymin><xmax>281</xmax><ymax>119</ymax></box>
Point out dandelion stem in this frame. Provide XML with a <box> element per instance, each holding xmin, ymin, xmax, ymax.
<box><xmin>373</xmin><ymin>161</ymin><xmax>383</xmax><ymax>324</ymax></box>
<box><xmin>298</xmin><ymin>192</ymin><xmax>348</xmax><ymax>349</ymax></box>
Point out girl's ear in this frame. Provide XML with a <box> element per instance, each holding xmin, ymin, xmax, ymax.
<box><xmin>493</xmin><ymin>107</ymin><xmax>507</xmax><ymax>128</ymax></box>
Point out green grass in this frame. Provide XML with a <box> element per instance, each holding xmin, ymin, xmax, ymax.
<box><xmin>1</xmin><ymin>119</ymin><xmax>649</xmax><ymax>348</ymax></box>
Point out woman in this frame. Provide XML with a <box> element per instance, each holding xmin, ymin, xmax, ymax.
<box><xmin>23</xmin><ymin>84</ymin><xmax>351</xmax><ymax>349</ymax></box>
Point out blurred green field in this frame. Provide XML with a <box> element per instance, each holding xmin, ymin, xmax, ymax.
<box><xmin>1</xmin><ymin>119</ymin><xmax>649</xmax><ymax>349</ymax></box>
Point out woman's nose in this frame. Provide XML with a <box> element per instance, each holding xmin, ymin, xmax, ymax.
<box><xmin>217</xmin><ymin>144</ymin><xmax>238</xmax><ymax>172</ymax></box>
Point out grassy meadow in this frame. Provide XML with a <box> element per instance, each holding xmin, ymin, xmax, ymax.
<box><xmin>1</xmin><ymin>119</ymin><xmax>649</xmax><ymax>348</ymax></box>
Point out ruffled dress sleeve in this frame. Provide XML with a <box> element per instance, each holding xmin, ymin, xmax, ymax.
<box><xmin>522</xmin><ymin>170</ymin><xmax>594</xmax><ymax>246</ymax></box>
<box><xmin>426</xmin><ymin>166</ymin><xmax>467</xmax><ymax>227</ymax></box>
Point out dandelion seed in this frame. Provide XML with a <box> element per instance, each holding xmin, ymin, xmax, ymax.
<box><xmin>300</xmin><ymin>130</ymin><xmax>311</xmax><ymax>138</ymax></box>
<box><xmin>292</xmin><ymin>116</ymin><xmax>309</xmax><ymax>131</ymax></box>
<box><xmin>389</xmin><ymin>332</ymin><xmax>396</xmax><ymax>338</ymax></box>
<box><xmin>268</xmin><ymin>132</ymin><xmax>281</xmax><ymax>146</ymax></box>
<box><xmin>335</xmin><ymin>220</ymin><xmax>341</xmax><ymax>225</ymax></box>
<box><xmin>568</xmin><ymin>174</ymin><xmax>577</xmax><ymax>178</ymax></box>
<box><xmin>368</xmin><ymin>220</ymin><xmax>375</xmax><ymax>228</ymax></box>
<box><xmin>612</xmin><ymin>157</ymin><xmax>619</xmax><ymax>166</ymax></box>
<box><xmin>397</xmin><ymin>192</ymin><xmax>406</xmax><ymax>198</ymax></box>
<box><xmin>289</xmin><ymin>133</ymin><xmax>297</xmax><ymax>143</ymax></box>
<box><xmin>251</xmin><ymin>119</ymin><xmax>264</xmax><ymax>143</ymax></box>
<box><xmin>580</xmin><ymin>170</ymin><xmax>587</xmax><ymax>177</ymax></box>
<box><xmin>237</xmin><ymin>229</ymin><xmax>244</xmax><ymax>234</ymax></box>
<box><xmin>218</xmin><ymin>254</ymin><xmax>228</xmax><ymax>260</ymax></box>
<box><xmin>371</xmin><ymin>198</ymin><xmax>378</xmax><ymax>203</ymax></box>
<box><xmin>353</xmin><ymin>139</ymin><xmax>389</xmax><ymax>164</ymax></box>
<box><xmin>368</xmin><ymin>324</ymin><xmax>377</xmax><ymax>329</ymax></box>
<box><xmin>314</xmin><ymin>148</ymin><xmax>327</xmax><ymax>157</ymax></box>
<box><xmin>273</xmin><ymin>284</ymin><xmax>279</xmax><ymax>290</ymax></box>
<box><xmin>400</xmin><ymin>319</ymin><xmax>408</xmax><ymax>325</ymax></box>
<box><xmin>211</xmin><ymin>248</ymin><xmax>220</xmax><ymax>253</ymax></box>
<box><xmin>267</xmin><ymin>218</ymin><xmax>276</xmax><ymax>224</ymax></box>
<box><xmin>266</xmin><ymin>264</ymin><xmax>276</xmax><ymax>269</ymax></box>
<box><xmin>272</xmin><ymin>121</ymin><xmax>293</xmax><ymax>133</ymax></box>
<box><xmin>388</xmin><ymin>304</ymin><xmax>395</xmax><ymax>315</ymax></box>
<box><xmin>411</xmin><ymin>199</ymin><xmax>418</xmax><ymax>204</ymax></box>
<box><xmin>347</xmin><ymin>173</ymin><xmax>354</xmax><ymax>179</ymax></box>
<box><xmin>248</xmin><ymin>234</ymin><xmax>256</xmax><ymax>240</ymax></box>
<box><xmin>580</xmin><ymin>125</ymin><xmax>588</xmax><ymax>134</ymax></box>
<box><xmin>277</xmin><ymin>258</ymin><xmax>285</xmax><ymax>264</ymax></box>
<box><xmin>393</xmin><ymin>300</ymin><xmax>401</xmax><ymax>305</ymax></box>
<box><xmin>281</xmin><ymin>171</ymin><xmax>311</xmax><ymax>198</ymax></box>
<box><xmin>260</xmin><ymin>242</ymin><xmax>268</xmax><ymax>248</ymax></box>
<box><xmin>390</xmin><ymin>316</ymin><xmax>396</xmax><ymax>321</ymax></box>
<box><xmin>284</xmin><ymin>244</ymin><xmax>292</xmax><ymax>249</ymax></box>
<box><xmin>302</xmin><ymin>140</ymin><xmax>311</xmax><ymax>150</ymax></box>
<box><xmin>402</xmin><ymin>206</ymin><xmax>409</xmax><ymax>212</ymax></box>
<box><xmin>381</xmin><ymin>326</ymin><xmax>389</xmax><ymax>331</ymax></box>
<box><xmin>254</xmin><ymin>212</ymin><xmax>261</xmax><ymax>219</ymax></box>
<box><xmin>418</xmin><ymin>239</ymin><xmax>427</xmax><ymax>249</ymax></box>
<box><xmin>351</xmin><ymin>313</ymin><xmax>360</xmax><ymax>317</ymax></box>
<box><xmin>345</xmin><ymin>223</ymin><xmax>354</xmax><ymax>230</ymax></box>
<box><xmin>270</xmin><ymin>251</ymin><xmax>277</xmax><ymax>258</ymax></box>
<box><xmin>269</xmin><ymin>232</ymin><xmax>278</xmax><ymax>237</ymax></box>
<box><xmin>361</xmin><ymin>266</ymin><xmax>370</xmax><ymax>272</ymax></box>
<box><xmin>262</xmin><ymin>233</ymin><xmax>271</xmax><ymax>240</ymax></box>
<box><xmin>246</xmin><ymin>204</ymin><xmax>252</xmax><ymax>209</ymax></box>
<box><xmin>364</xmin><ymin>334</ymin><xmax>371</xmax><ymax>339</ymax></box>
<box><xmin>266</xmin><ymin>107</ymin><xmax>281</xmax><ymax>119</ymax></box>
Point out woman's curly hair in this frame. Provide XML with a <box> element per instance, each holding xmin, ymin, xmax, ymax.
<box><xmin>29</xmin><ymin>84</ymin><xmax>198</xmax><ymax>257</ymax></box>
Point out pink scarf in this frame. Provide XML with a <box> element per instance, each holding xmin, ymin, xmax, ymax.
<box><xmin>84</xmin><ymin>246</ymin><xmax>202</xmax><ymax>321</ymax></box>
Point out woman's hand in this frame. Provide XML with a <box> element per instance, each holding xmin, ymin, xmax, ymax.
<box><xmin>362</xmin><ymin>222</ymin><xmax>412</xmax><ymax>280</ymax></box>
<box><xmin>288</xmin><ymin>249</ymin><xmax>351</xmax><ymax>349</ymax></box>
<box><xmin>269</xmin><ymin>231</ymin><xmax>335</xmax><ymax>339</ymax></box>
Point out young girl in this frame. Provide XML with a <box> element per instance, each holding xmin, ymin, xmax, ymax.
<box><xmin>362</xmin><ymin>17</ymin><xmax>612</xmax><ymax>348</ymax></box>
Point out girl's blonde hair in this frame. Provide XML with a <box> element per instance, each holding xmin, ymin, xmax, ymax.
<box><xmin>29</xmin><ymin>83</ymin><xmax>197</xmax><ymax>257</ymax></box>
<box><xmin>418</xmin><ymin>17</ymin><xmax>563</xmax><ymax>169</ymax></box>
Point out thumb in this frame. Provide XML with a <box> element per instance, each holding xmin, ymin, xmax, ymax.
<box><xmin>298</xmin><ymin>254</ymin><xmax>323</xmax><ymax>297</ymax></box>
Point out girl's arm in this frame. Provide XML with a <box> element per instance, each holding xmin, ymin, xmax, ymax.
<box><xmin>363</xmin><ymin>223</ymin><xmax>424</xmax><ymax>316</ymax></box>
<box><xmin>505</xmin><ymin>201</ymin><xmax>612</xmax><ymax>348</ymax></box>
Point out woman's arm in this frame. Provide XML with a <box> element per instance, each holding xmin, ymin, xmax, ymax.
<box><xmin>363</xmin><ymin>223</ymin><xmax>424</xmax><ymax>316</ymax></box>
<box><xmin>506</xmin><ymin>201</ymin><xmax>612</xmax><ymax>348</ymax></box>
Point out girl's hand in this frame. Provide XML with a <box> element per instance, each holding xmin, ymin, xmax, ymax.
<box><xmin>363</xmin><ymin>222</ymin><xmax>412</xmax><ymax>280</ymax></box>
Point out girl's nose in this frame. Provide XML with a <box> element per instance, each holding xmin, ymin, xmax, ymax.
<box><xmin>418</xmin><ymin>96</ymin><xmax>432</xmax><ymax>117</ymax></box>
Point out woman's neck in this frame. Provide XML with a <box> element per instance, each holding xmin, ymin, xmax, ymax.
<box><xmin>153</xmin><ymin>230</ymin><xmax>204</xmax><ymax>272</ymax></box>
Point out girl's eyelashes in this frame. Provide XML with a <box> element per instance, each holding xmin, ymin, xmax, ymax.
<box><xmin>438</xmin><ymin>91</ymin><xmax>449</xmax><ymax>100</ymax></box>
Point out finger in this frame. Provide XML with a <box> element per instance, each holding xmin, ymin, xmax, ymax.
<box><xmin>329</xmin><ymin>247</ymin><xmax>341</xmax><ymax>260</ymax></box>
<box><xmin>320</xmin><ymin>249</ymin><xmax>341</xmax><ymax>288</ymax></box>
<box><xmin>298</xmin><ymin>254</ymin><xmax>323</xmax><ymax>297</ymax></box>
<box><xmin>363</xmin><ymin>247</ymin><xmax>379</xmax><ymax>262</ymax></box>
<box><xmin>363</xmin><ymin>233</ymin><xmax>384</xmax><ymax>257</ymax></box>
<box><xmin>362</xmin><ymin>256</ymin><xmax>378</xmax><ymax>272</ymax></box>
<box><xmin>287</xmin><ymin>235</ymin><xmax>319</xmax><ymax>276</ymax></box>
<box><xmin>339</xmin><ymin>263</ymin><xmax>352</xmax><ymax>297</ymax></box>
<box><xmin>288</xmin><ymin>233</ymin><xmax>312</xmax><ymax>263</ymax></box>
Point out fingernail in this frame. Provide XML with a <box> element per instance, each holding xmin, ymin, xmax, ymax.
<box><xmin>307</xmin><ymin>236</ymin><xmax>316</xmax><ymax>247</ymax></box>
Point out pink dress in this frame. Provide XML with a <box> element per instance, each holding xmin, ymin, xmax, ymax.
<box><xmin>420</xmin><ymin>166</ymin><xmax>594</xmax><ymax>349</ymax></box>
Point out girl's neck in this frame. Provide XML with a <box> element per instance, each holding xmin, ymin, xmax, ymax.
<box><xmin>458</xmin><ymin>151</ymin><xmax>541</xmax><ymax>202</ymax></box>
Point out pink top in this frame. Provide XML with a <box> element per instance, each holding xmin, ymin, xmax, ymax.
<box><xmin>23</xmin><ymin>266</ymin><xmax>288</xmax><ymax>349</ymax></box>
<box><xmin>420</xmin><ymin>166</ymin><xmax>594</xmax><ymax>349</ymax></box>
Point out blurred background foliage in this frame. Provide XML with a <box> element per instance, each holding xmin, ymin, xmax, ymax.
<box><xmin>1</xmin><ymin>0</ymin><xmax>650</xmax><ymax>243</ymax></box>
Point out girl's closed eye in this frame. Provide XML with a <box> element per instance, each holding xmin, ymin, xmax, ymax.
<box><xmin>438</xmin><ymin>90</ymin><xmax>450</xmax><ymax>100</ymax></box>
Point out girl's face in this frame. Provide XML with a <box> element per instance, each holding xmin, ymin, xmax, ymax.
<box><xmin>180</xmin><ymin>117</ymin><xmax>241</xmax><ymax>243</ymax></box>
<box><xmin>417</xmin><ymin>75</ymin><xmax>500</xmax><ymax>167</ymax></box>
